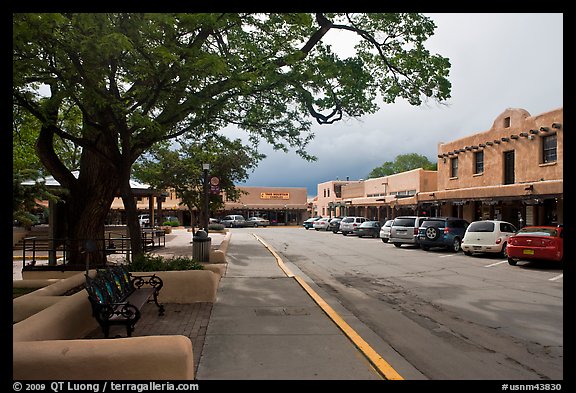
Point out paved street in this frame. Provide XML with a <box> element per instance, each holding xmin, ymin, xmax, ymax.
<box><xmin>240</xmin><ymin>226</ymin><xmax>563</xmax><ymax>380</ymax></box>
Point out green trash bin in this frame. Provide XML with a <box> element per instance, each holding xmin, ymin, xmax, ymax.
<box><xmin>192</xmin><ymin>230</ymin><xmax>211</xmax><ymax>262</ymax></box>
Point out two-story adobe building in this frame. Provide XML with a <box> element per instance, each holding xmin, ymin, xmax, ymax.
<box><xmin>314</xmin><ymin>107</ymin><xmax>563</xmax><ymax>229</ymax></box>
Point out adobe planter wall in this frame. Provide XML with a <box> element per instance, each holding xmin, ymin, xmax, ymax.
<box><xmin>14</xmin><ymin>335</ymin><xmax>195</xmax><ymax>380</ymax></box>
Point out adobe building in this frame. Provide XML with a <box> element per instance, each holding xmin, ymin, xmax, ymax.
<box><xmin>222</xmin><ymin>186</ymin><xmax>308</xmax><ymax>225</ymax></box>
<box><xmin>314</xmin><ymin>107</ymin><xmax>563</xmax><ymax>229</ymax></box>
<box><xmin>315</xmin><ymin>168</ymin><xmax>437</xmax><ymax>221</ymax></box>
<box><xmin>420</xmin><ymin>107</ymin><xmax>563</xmax><ymax>227</ymax></box>
<box><xmin>107</xmin><ymin>185</ymin><xmax>308</xmax><ymax>226</ymax></box>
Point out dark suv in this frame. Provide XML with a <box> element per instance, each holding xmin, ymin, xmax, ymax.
<box><xmin>417</xmin><ymin>217</ymin><xmax>469</xmax><ymax>252</ymax></box>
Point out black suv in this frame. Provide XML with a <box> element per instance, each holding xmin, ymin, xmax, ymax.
<box><xmin>417</xmin><ymin>217</ymin><xmax>469</xmax><ymax>252</ymax></box>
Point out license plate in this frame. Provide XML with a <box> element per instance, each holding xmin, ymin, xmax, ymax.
<box><xmin>419</xmin><ymin>236</ymin><xmax>425</xmax><ymax>240</ymax></box>
<box><xmin>473</xmin><ymin>246</ymin><xmax>482</xmax><ymax>250</ymax></box>
<box><xmin>523</xmin><ymin>249</ymin><xmax>535</xmax><ymax>255</ymax></box>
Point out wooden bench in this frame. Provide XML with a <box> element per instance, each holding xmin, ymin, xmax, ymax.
<box><xmin>85</xmin><ymin>265</ymin><xmax>165</xmax><ymax>338</ymax></box>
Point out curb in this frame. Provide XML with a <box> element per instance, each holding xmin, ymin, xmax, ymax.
<box><xmin>252</xmin><ymin>233</ymin><xmax>404</xmax><ymax>381</ymax></box>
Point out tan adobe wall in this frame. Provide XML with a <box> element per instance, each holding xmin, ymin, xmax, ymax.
<box><xmin>14</xmin><ymin>335</ymin><xmax>195</xmax><ymax>380</ymax></box>
<box><xmin>437</xmin><ymin>107</ymin><xmax>563</xmax><ymax>191</ymax></box>
<box><xmin>316</xmin><ymin>180</ymin><xmax>360</xmax><ymax>216</ymax></box>
<box><xmin>341</xmin><ymin>182</ymin><xmax>365</xmax><ymax>199</ymax></box>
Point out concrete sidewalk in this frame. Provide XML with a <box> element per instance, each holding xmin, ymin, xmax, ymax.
<box><xmin>195</xmin><ymin>231</ymin><xmax>382</xmax><ymax>380</ymax></box>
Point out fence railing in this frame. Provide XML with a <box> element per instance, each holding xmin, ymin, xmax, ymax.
<box><xmin>20</xmin><ymin>229</ymin><xmax>166</xmax><ymax>268</ymax></box>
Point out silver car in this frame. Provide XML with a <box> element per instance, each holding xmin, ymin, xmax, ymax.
<box><xmin>245</xmin><ymin>217</ymin><xmax>270</xmax><ymax>227</ymax></box>
<box><xmin>220</xmin><ymin>214</ymin><xmax>246</xmax><ymax>228</ymax></box>
<box><xmin>339</xmin><ymin>216</ymin><xmax>368</xmax><ymax>236</ymax></box>
<box><xmin>389</xmin><ymin>216</ymin><xmax>427</xmax><ymax>247</ymax></box>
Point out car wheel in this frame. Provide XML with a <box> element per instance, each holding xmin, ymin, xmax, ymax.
<box><xmin>508</xmin><ymin>257</ymin><xmax>517</xmax><ymax>266</ymax></box>
<box><xmin>342</xmin><ymin>232</ymin><xmax>347</xmax><ymax>236</ymax></box>
<box><xmin>393</xmin><ymin>243</ymin><xmax>402</xmax><ymax>248</ymax></box>
<box><xmin>464</xmin><ymin>250</ymin><xmax>472</xmax><ymax>256</ymax></box>
<box><xmin>381</xmin><ymin>238</ymin><xmax>388</xmax><ymax>243</ymax></box>
<box><xmin>305</xmin><ymin>227</ymin><xmax>309</xmax><ymax>230</ymax></box>
<box><xmin>254</xmin><ymin>223</ymin><xmax>258</xmax><ymax>228</ymax></box>
<box><xmin>425</xmin><ymin>227</ymin><xmax>440</xmax><ymax>240</ymax></box>
<box><xmin>421</xmin><ymin>245</ymin><xmax>430</xmax><ymax>251</ymax></box>
<box><xmin>451</xmin><ymin>238</ymin><xmax>461</xmax><ymax>252</ymax></box>
<box><xmin>501</xmin><ymin>242</ymin><xmax>508</xmax><ymax>258</ymax></box>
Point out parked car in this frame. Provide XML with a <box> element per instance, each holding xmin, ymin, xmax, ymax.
<box><xmin>417</xmin><ymin>217</ymin><xmax>469</xmax><ymax>252</ymax></box>
<box><xmin>313</xmin><ymin>218</ymin><xmax>331</xmax><ymax>231</ymax></box>
<box><xmin>506</xmin><ymin>225</ymin><xmax>563</xmax><ymax>265</ymax></box>
<box><xmin>220</xmin><ymin>214</ymin><xmax>246</xmax><ymax>228</ymax></box>
<box><xmin>245</xmin><ymin>217</ymin><xmax>270</xmax><ymax>227</ymax></box>
<box><xmin>355</xmin><ymin>221</ymin><xmax>382</xmax><ymax>238</ymax></box>
<box><xmin>379</xmin><ymin>219</ymin><xmax>394</xmax><ymax>243</ymax></box>
<box><xmin>340</xmin><ymin>216</ymin><xmax>368</xmax><ymax>236</ymax></box>
<box><xmin>461</xmin><ymin>220</ymin><xmax>517</xmax><ymax>257</ymax></box>
<box><xmin>303</xmin><ymin>217</ymin><xmax>322</xmax><ymax>230</ymax></box>
<box><xmin>389</xmin><ymin>216</ymin><xmax>428</xmax><ymax>247</ymax></box>
<box><xmin>329</xmin><ymin>217</ymin><xmax>343</xmax><ymax>233</ymax></box>
<box><xmin>138</xmin><ymin>214</ymin><xmax>150</xmax><ymax>226</ymax></box>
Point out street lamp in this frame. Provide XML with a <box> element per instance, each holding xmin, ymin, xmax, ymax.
<box><xmin>203</xmin><ymin>163</ymin><xmax>210</xmax><ymax>234</ymax></box>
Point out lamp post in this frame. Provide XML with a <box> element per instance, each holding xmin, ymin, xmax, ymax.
<box><xmin>203</xmin><ymin>163</ymin><xmax>210</xmax><ymax>234</ymax></box>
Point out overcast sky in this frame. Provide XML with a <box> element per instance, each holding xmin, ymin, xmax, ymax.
<box><xmin>228</xmin><ymin>13</ymin><xmax>563</xmax><ymax>197</ymax></box>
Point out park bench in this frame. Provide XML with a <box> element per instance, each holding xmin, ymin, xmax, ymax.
<box><xmin>85</xmin><ymin>265</ymin><xmax>165</xmax><ymax>338</ymax></box>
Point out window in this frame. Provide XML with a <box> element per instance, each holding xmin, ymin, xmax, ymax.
<box><xmin>323</xmin><ymin>189</ymin><xmax>326</xmax><ymax>197</ymax></box>
<box><xmin>543</xmin><ymin>134</ymin><xmax>557</xmax><ymax>163</ymax></box>
<box><xmin>327</xmin><ymin>189</ymin><xmax>330</xmax><ymax>198</ymax></box>
<box><xmin>474</xmin><ymin>151</ymin><xmax>484</xmax><ymax>174</ymax></box>
<box><xmin>503</xmin><ymin>116</ymin><xmax>511</xmax><ymax>128</ymax></box>
<box><xmin>450</xmin><ymin>157</ymin><xmax>458</xmax><ymax>177</ymax></box>
<box><xmin>334</xmin><ymin>185</ymin><xmax>342</xmax><ymax>198</ymax></box>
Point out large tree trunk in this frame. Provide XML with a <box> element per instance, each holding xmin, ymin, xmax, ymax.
<box><xmin>64</xmin><ymin>162</ymin><xmax>120</xmax><ymax>269</ymax></box>
<box><xmin>36</xmin><ymin>124</ymin><xmax>120</xmax><ymax>269</ymax></box>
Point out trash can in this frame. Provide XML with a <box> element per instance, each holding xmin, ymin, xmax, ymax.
<box><xmin>192</xmin><ymin>230</ymin><xmax>211</xmax><ymax>262</ymax></box>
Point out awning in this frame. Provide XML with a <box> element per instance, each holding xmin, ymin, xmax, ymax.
<box><xmin>21</xmin><ymin>171</ymin><xmax>163</xmax><ymax>196</ymax></box>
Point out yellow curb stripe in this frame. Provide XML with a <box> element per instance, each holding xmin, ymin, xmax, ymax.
<box><xmin>253</xmin><ymin>234</ymin><xmax>295</xmax><ymax>278</ymax></box>
<box><xmin>252</xmin><ymin>233</ymin><xmax>404</xmax><ymax>381</ymax></box>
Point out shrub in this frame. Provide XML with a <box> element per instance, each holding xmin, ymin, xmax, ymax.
<box><xmin>162</xmin><ymin>220</ymin><xmax>180</xmax><ymax>227</ymax></box>
<box><xmin>126</xmin><ymin>254</ymin><xmax>203</xmax><ymax>272</ymax></box>
<box><xmin>208</xmin><ymin>223</ymin><xmax>225</xmax><ymax>231</ymax></box>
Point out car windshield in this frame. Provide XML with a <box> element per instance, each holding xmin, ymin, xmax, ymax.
<box><xmin>384</xmin><ymin>220</ymin><xmax>393</xmax><ymax>227</ymax></box>
<box><xmin>467</xmin><ymin>221</ymin><xmax>495</xmax><ymax>232</ymax></box>
<box><xmin>516</xmin><ymin>227</ymin><xmax>558</xmax><ymax>237</ymax></box>
<box><xmin>393</xmin><ymin>218</ymin><xmax>415</xmax><ymax>227</ymax></box>
<box><xmin>342</xmin><ymin>218</ymin><xmax>354</xmax><ymax>223</ymax></box>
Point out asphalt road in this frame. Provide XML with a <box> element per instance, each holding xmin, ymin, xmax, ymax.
<box><xmin>238</xmin><ymin>226</ymin><xmax>563</xmax><ymax>380</ymax></box>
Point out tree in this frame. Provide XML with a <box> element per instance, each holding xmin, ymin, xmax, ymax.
<box><xmin>133</xmin><ymin>135</ymin><xmax>264</xmax><ymax>229</ymax></box>
<box><xmin>368</xmin><ymin>153</ymin><xmax>437</xmax><ymax>178</ymax></box>
<box><xmin>13</xmin><ymin>104</ymin><xmax>81</xmax><ymax>227</ymax></box>
<box><xmin>13</xmin><ymin>13</ymin><xmax>451</xmax><ymax>267</ymax></box>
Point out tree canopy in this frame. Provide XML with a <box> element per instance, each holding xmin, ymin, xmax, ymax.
<box><xmin>13</xmin><ymin>13</ymin><xmax>451</xmax><ymax>265</ymax></box>
<box><xmin>368</xmin><ymin>153</ymin><xmax>437</xmax><ymax>178</ymax></box>
<box><xmin>133</xmin><ymin>135</ymin><xmax>264</xmax><ymax>226</ymax></box>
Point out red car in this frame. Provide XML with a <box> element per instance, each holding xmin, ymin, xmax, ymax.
<box><xmin>507</xmin><ymin>225</ymin><xmax>563</xmax><ymax>265</ymax></box>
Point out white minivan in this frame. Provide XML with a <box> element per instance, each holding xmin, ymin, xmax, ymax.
<box><xmin>339</xmin><ymin>216</ymin><xmax>368</xmax><ymax>236</ymax></box>
<box><xmin>461</xmin><ymin>220</ymin><xmax>517</xmax><ymax>257</ymax></box>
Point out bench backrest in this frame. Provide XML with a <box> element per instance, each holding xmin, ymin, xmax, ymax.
<box><xmin>85</xmin><ymin>265</ymin><xmax>134</xmax><ymax>306</ymax></box>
